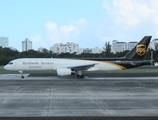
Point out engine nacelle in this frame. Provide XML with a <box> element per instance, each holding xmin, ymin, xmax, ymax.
<box><xmin>57</xmin><ymin>68</ymin><xmax>72</xmax><ymax>76</ymax></box>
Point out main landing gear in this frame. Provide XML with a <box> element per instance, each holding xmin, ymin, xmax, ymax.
<box><xmin>76</xmin><ymin>71</ymin><xmax>84</xmax><ymax>79</ymax></box>
<box><xmin>77</xmin><ymin>75</ymin><xmax>84</xmax><ymax>79</ymax></box>
<box><xmin>19</xmin><ymin>71</ymin><xmax>24</xmax><ymax>78</ymax></box>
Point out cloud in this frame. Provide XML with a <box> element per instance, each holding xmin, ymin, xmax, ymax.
<box><xmin>101</xmin><ymin>0</ymin><xmax>158</xmax><ymax>41</ymax></box>
<box><xmin>29</xmin><ymin>34</ymin><xmax>42</xmax><ymax>43</ymax></box>
<box><xmin>44</xmin><ymin>21</ymin><xmax>60</xmax><ymax>43</ymax></box>
<box><xmin>72</xmin><ymin>18</ymin><xmax>86</xmax><ymax>25</ymax></box>
<box><xmin>29</xmin><ymin>34</ymin><xmax>48</xmax><ymax>50</ymax></box>
<box><xmin>151</xmin><ymin>0</ymin><xmax>158</xmax><ymax>25</ymax></box>
<box><xmin>103</xmin><ymin>0</ymin><xmax>154</xmax><ymax>26</ymax></box>
<box><xmin>44</xmin><ymin>18</ymin><xmax>86</xmax><ymax>44</ymax></box>
<box><xmin>60</xmin><ymin>25</ymin><xmax>76</xmax><ymax>36</ymax></box>
<box><xmin>153</xmin><ymin>16</ymin><xmax>158</xmax><ymax>25</ymax></box>
<box><xmin>44</xmin><ymin>22</ymin><xmax>57</xmax><ymax>30</ymax></box>
<box><xmin>60</xmin><ymin>25</ymin><xmax>75</xmax><ymax>33</ymax></box>
<box><xmin>113</xmin><ymin>0</ymin><xmax>139</xmax><ymax>26</ymax></box>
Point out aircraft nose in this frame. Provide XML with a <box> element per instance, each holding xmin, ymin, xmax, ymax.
<box><xmin>4</xmin><ymin>65</ymin><xmax>8</xmax><ymax>70</ymax></box>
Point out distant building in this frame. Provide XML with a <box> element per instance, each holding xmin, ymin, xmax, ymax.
<box><xmin>78</xmin><ymin>47</ymin><xmax>103</xmax><ymax>54</ymax></box>
<box><xmin>127</xmin><ymin>42</ymin><xmax>138</xmax><ymax>50</ymax></box>
<box><xmin>150</xmin><ymin>39</ymin><xmax>158</xmax><ymax>50</ymax></box>
<box><xmin>111</xmin><ymin>40</ymin><xmax>138</xmax><ymax>53</ymax></box>
<box><xmin>22</xmin><ymin>38</ymin><xmax>32</xmax><ymax>51</ymax></box>
<box><xmin>0</xmin><ymin>36</ymin><xmax>9</xmax><ymax>47</ymax></box>
<box><xmin>50</xmin><ymin>42</ymin><xmax>79</xmax><ymax>54</ymax></box>
<box><xmin>111</xmin><ymin>38</ymin><xmax>158</xmax><ymax>53</ymax></box>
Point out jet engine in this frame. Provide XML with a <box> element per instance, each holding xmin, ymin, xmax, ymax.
<box><xmin>57</xmin><ymin>68</ymin><xmax>73</xmax><ymax>76</ymax></box>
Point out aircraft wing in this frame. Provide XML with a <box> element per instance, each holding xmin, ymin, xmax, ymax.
<box><xmin>68</xmin><ymin>63</ymin><xmax>97</xmax><ymax>71</ymax></box>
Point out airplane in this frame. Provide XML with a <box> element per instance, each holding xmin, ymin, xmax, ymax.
<box><xmin>4</xmin><ymin>36</ymin><xmax>152</xmax><ymax>79</ymax></box>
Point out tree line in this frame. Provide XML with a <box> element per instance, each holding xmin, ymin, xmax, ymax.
<box><xmin>0</xmin><ymin>42</ymin><xmax>158</xmax><ymax>65</ymax></box>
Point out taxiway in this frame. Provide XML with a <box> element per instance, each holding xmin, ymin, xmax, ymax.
<box><xmin>0</xmin><ymin>74</ymin><xmax>158</xmax><ymax>116</ymax></box>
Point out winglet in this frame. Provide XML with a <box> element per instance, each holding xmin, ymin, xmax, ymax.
<box><xmin>124</xmin><ymin>36</ymin><xmax>152</xmax><ymax>60</ymax></box>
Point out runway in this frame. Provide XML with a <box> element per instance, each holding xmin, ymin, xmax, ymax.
<box><xmin>0</xmin><ymin>74</ymin><xmax>158</xmax><ymax>117</ymax></box>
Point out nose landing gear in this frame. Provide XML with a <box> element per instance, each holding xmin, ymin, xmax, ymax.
<box><xmin>19</xmin><ymin>71</ymin><xmax>24</xmax><ymax>78</ymax></box>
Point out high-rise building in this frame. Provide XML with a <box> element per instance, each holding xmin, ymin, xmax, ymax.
<box><xmin>22</xmin><ymin>38</ymin><xmax>32</xmax><ymax>51</ymax></box>
<box><xmin>0</xmin><ymin>36</ymin><xmax>9</xmax><ymax>47</ymax></box>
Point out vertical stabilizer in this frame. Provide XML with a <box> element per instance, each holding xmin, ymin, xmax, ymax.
<box><xmin>124</xmin><ymin>36</ymin><xmax>152</xmax><ymax>60</ymax></box>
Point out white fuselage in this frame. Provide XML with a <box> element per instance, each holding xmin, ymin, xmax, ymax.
<box><xmin>4</xmin><ymin>58</ymin><xmax>123</xmax><ymax>71</ymax></box>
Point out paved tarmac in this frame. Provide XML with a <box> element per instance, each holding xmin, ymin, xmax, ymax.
<box><xmin>0</xmin><ymin>74</ymin><xmax>158</xmax><ymax>117</ymax></box>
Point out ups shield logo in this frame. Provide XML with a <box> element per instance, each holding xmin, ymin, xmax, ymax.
<box><xmin>136</xmin><ymin>44</ymin><xmax>146</xmax><ymax>56</ymax></box>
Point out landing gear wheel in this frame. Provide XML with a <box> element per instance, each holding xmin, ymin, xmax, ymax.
<box><xmin>19</xmin><ymin>71</ymin><xmax>24</xmax><ymax>79</ymax></box>
<box><xmin>77</xmin><ymin>75</ymin><xmax>80</xmax><ymax>79</ymax></box>
<box><xmin>80</xmin><ymin>75</ymin><xmax>84</xmax><ymax>79</ymax></box>
<box><xmin>77</xmin><ymin>75</ymin><xmax>84</xmax><ymax>79</ymax></box>
<box><xmin>76</xmin><ymin>71</ymin><xmax>84</xmax><ymax>79</ymax></box>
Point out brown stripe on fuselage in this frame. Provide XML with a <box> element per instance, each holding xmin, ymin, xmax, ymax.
<box><xmin>84</xmin><ymin>60</ymin><xmax>127</xmax><ymax>70</ymax></box>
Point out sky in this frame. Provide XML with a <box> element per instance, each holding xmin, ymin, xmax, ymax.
<box><xmin>0</xmin><ymin>0</ymin><xmax>158</xmax><ymax>51</ymax></box>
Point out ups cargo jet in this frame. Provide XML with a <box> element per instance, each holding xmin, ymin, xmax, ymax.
<box><xmin>4</xmin><ymin>36</ymin><xmax>152</xmax><ymax>79</ymax></box>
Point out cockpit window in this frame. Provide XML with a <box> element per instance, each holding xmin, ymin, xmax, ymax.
<box><xmin>9</xmin><ymin>62</ymin><xmax>13</xmax><ymax>65</ymax></box>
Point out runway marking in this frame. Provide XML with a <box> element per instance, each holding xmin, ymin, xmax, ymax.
<box><xmin>80</xmin><ymin>86</ymin><xmax>112</xmax><ymax>115</ymax></box>
<box><xmin>134</xmin><ymin>81</ymin><xmax>145</xmax><ymax>87</ymax></box>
